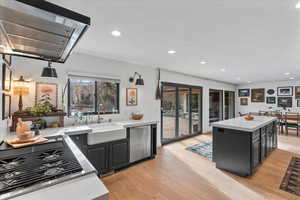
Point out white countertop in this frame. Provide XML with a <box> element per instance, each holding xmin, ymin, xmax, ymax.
<box><xmin>6</xmin><ymin>119</ymin><xmax>158</xmax><ymax>139</ymax></box>
<box><xmin>12</xmin><ymin>173</ymin><xmax>109</xmax><ymax>200</ymax></box>
<box><xmin>212</xmin><ymin>116</ymin><xmax>277</xmax><ymax>132</ymax></box>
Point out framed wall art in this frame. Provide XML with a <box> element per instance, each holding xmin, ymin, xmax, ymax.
<box><xmin>278</xmin><ymin>97</ymin><xmax>292</xmax><ymax>108</ymax></box>
<box><xmin>266</xmin><ymin>97</ymin><xmax>276</xmax><ymax>104</ymax></box>
<box><xmin>240</xmin><ymin>98</ymin><xmax>248</xmax><ymax>106</ymax></box>
<box><xmin>251</xmin><ymin>88</ymin><xmax>265</xmax><ymax>102</ymax></box>
<box><xmin>2</xmin><ymin>62</ymin><xmax>12</xmax><ymax>92</ymax></box>
<box><xmin>277</xmin><ymin>86</ymin><xmax>293</xmax><ymax>96</ymax></box>
<box><xmin>35</xmin><ymin>82</ymin><xmax>58</xmax><ymax>107</ymax></box>
<box><xmin>126</xmin><ymin>88</ymin><xmax>137</xmax><ymax>106</ymax></box>
<box><xmin>295</xmin><ymin>86</ymin><xmax>300</xmax><ymax>99</ymax></box>
<box><xmin>238</xmin><ymin>89</ymin><xmax>250</xmax><ymax>97</ymax></box>
<box><xmin>2</xmin><ymin>94</ymin><xmax>11</xmax><ymax>120</ymax></box>
<box><xmin>266</xmin><ymin>89</ymin><xmax>275</xmax><ymax>95</ymax></box>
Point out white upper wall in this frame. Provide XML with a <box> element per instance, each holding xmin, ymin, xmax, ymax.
<box><xmin>237</xmin><ymin>80</ymin><xmax>300</xmax><ymax>114</ymax></box>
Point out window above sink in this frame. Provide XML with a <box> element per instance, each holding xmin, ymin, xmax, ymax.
<box><xmin>68</xmin><ymin>75</ymin><xmax>120</xmax><ymax>116</ymax></box>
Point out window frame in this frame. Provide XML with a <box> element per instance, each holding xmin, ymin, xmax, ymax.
<box><xmin>67</xmin><ymin>78</ymin><xmax>120</xmax><ymax>116</ymax></box>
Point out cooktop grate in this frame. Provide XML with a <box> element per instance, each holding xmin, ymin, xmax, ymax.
<box><xmin>0</xmin><ymin>140</ymin><xmax>82</xmax><ymax>195</ymax></box>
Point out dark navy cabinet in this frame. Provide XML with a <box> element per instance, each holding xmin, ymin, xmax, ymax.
<box><xmin>109</xmin><ymin>139</ymin><xmax>129</xmax><ymax>170</ymax></box>
<box><xmin>88</xmin><ymin>143</ymin><xmax>109</xmax><ymax>174</ymax></box>
<box><xmin>87</xmin><ymin>139</ymin><xmax>129</xmax><ymax>175</ymax></box>
<box><xmin>213</xmin><ymin>120</ymin><xmax>277</xmax><ymax>177</ymax></box>
<box><xmin>68</xmin><ymin>123</ymin><xmax>157</xmax><ymax>176</ymax></box>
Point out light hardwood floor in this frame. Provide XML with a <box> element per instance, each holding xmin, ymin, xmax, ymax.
<box><xmin>102</xmin><ymin>132</ymin><xmax>300</xmax><ymax>200</ymax></box>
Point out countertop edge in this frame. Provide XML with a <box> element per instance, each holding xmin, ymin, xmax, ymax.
<box><xmin>212</xmin><ymin>117</ymin><xmax>277</xmax><ymax>132</ymax></box>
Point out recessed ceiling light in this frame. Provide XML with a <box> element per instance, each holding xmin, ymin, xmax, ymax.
<box><xmin>168</xmin><ymin>50</ymin><xmax>176</xmax><ymax>55</ymax></box>
<box><xmin>111</xmin><ymin>30</ymin><xmax>121</xmax><ymax>37</ymax></box>
<box><xmin>236</xmin><ymin>77</ymin><xmax>241</xmax><ymax>81</ymax></box>
<box><xmin>220</xmin><ymin>68</ymin><xmax>226</xmax><ymax>72</ymax></box>
<box><xmin>200</xmin><ymin>61</ymin><xmax>207</xmax><ymax>65</ymax></box>
<box><xmin>284</xmin><ymin>72</ymin><xmax>290</xmax><ymax>75</ymax></box>
<box><xmin>296</xmin><ymin>1</ymin><xmax>300</xmax><ymax>8</ymax></box>
<box><xmin>290</xmin><ymin>77</ymin><xmax>295</xmax><ymax>80</ymax></box>
<box><xmin>247</xmin><ymin>81</ymin><xmax>252</xmax><ymax>83</ymax></box>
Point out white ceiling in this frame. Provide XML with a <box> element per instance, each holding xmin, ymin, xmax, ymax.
<box><xmin>49</xmin><ymin>0</ymin><xmax>300</xmax><ymax>84</ymax></box>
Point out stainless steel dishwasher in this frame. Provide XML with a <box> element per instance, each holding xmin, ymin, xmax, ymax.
<box><xmin>129</xmin><ymin>125</ymin><xmax>151</xmax><ymax>163</ymax></box>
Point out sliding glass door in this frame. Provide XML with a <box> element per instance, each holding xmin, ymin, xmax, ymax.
<box><xmin>191</xmin><ymin>88</ymin><xmax>202</xmax><ymax>134</ymax></box>
<box><xmin>161</xmin><ymin>85</ymin><xmax>177</xmax><ymax>141</ymax></box>
<box><xmin>225</xmin><ymin>91</ymin><xmax>235</xmax><ymax>120</ymax></box>
<box><xmin>161</xmin><ymin>83</ymin><xmax>202</xmax><ymax>144</ymax></box>
<box><xmin>209</xmin><ymin>89</ymin><xmax>223</xmax><ymax>124</ymax></box>
<box><xmin>178</xmin><ymin>87</ymin><xmax>190</xmax><ymax>137</ymax></box>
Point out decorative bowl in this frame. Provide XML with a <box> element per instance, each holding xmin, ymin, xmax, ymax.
<box><xmin>132</xmin><ymin>114</ymin><xmax>144</xmax><ymax>120</ymax></box>
<box><xmin>244</xmin><ymin>115</ymin><xmax>254</xmax><ymax>121</ymax></box>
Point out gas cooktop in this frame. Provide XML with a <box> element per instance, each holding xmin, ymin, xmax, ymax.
<box><xmin>0</xmin><ymin>136</ymin><xmax>83</xmax><ymax>199</ymax></box>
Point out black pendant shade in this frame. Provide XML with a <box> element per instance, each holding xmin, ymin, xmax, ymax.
<box><xmin>41</xmin><ymin>62</ymin><xmax>58</xmax><ymax>78</ymax></box>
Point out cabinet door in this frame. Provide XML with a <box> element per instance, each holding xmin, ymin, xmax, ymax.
<box><xmin>252</xmin><ymin>140</ymin><xmax>260</xmax><ymax>170</ymax></box>
<box><xmin>110</xmin><ymin>140</ymin><xmax>129</xmax><ymax>169</ymax></box>
<box><xmin>88</xmin><ymin>144</ymin><xmax>109</xmax><ymax>175</ymax></box>
<box><xmin>260</xmin><ymin>133</ymin><xmax>266</xmax><ymax>161</ymax></box>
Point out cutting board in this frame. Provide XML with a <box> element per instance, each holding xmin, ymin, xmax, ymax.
<box><xmin>6</xmin><ymin>136</ymin><xmax>48</xmax><ymax>148</ymax></box>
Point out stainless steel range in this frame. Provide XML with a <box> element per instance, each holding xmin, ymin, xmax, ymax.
<box><xmin>0</xmin><ymin>136</ymin><xmax>85</xmax><ymax>200</ymax></box>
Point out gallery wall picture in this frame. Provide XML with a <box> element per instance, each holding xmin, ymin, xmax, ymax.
<box><xmin>126</xmin><ymin>88</ymin><xmax>138</xmax><ymax>106</ymax></box>
<box><xmin>266</xmin><ymin>97</ymin><xmax>276</xmax><ymax>104</ymax></box>
<box><xmin>251</xmin><ymin>88</ymin><xmax>265</xmax><ymax>102</ymax></box>
<box><xmin>2</xmin><ymin>94</ymin><xmax>11</xmax><ymax>120</ymax></box>
<box><xmin>35</xmin><ymin>82</ymin><xmax>58</xmax><ymax>107</ymax></box>
<box><xmin>238</xmin><ymin>89</ymin><xmax>250</xmax><ymax>97</ymax></box>
<box><xmin>240</xmin><ymin>98</ymin><xmax>248</xmax><ymax>106</ymax></box>
<box><xmin>277</xmin><ymin>86</ymin><xmax>293</xmax><ymax>96</ymax></box>
<box><xmin>295</xmin><ymin>86</ymin><xmax>300</xmax><ymax>99</ymax></box>
<box><xmin>278</xmin><ymin>97</ymin><xmax>293</xmax><ymax>108</ymax></box>
<box><xmin>267</xmin><ymin>89</ymin><xmax>275</xmax><ymax>95</ymax></box>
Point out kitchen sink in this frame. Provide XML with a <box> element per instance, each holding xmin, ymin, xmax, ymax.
<box><xmin>87</xmin><ymin>123</ymin><xmax>126</xmax><ymax>145</ymax></box>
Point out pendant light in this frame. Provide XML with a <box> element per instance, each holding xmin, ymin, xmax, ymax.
<box><xmin>129</xmin><ymin>72</ymin><xmax>144</xmax><ymax>85</ymax></box>
<box><xmin>41</xmin><ymin>61</ymin><xmax>57</xmax><ymax>78</ymax></box>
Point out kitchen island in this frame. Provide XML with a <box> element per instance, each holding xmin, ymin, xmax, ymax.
<box><xmin>212</xmin><ymin>116</ymin><xmax>277</xmax><ymax>177</ymax></box>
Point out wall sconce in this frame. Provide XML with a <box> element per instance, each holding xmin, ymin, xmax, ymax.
<box><xmin>41</xmin><ymin>61</ymin><xmax>57</xmax><ymax>78</ymax></box>
<box><xmin>13</xmin><ymin>76</ymin><xmax>29</xmax><ymax>112</ymax></box>
<box><xmin>129</xmin><ymin>72</ymin><xmax>144</xmax><ymax>85</ymax></box>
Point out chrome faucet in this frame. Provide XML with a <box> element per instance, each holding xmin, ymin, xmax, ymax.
<box><xmin>97</xmin><ymin>104</ymin><xmax>104</xmax><ymax>123</ymax></box>
<box><xmin>85</xmin><ymin>115</ymin><xmax>89</xmax><ymax>124</ymax></box>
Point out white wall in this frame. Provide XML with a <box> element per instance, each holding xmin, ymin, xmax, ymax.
<box><xmin>1</xmin><ymin>52</ymin><xmax>236</xmax><ymax>145</ymax></box>
<box><xmin>237</xmin><ymin>80</ymin><xmax>300</xmax><ymax>114</ymax></box>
